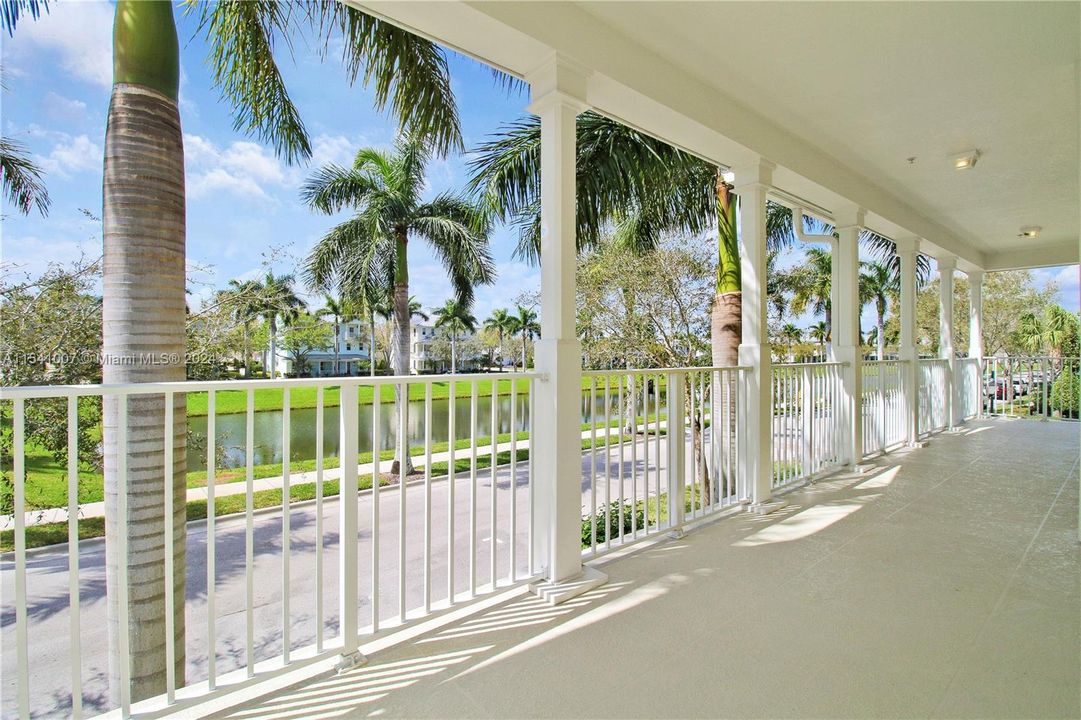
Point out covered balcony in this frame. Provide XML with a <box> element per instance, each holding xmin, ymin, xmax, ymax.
<box><xmin>2</xmin><ymin>2</ymin><xmax>1079</xmax><ymax>719</ymax></box>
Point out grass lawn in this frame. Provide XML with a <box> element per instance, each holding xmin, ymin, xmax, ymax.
<box><xmin>2</xmin><ymin>431</ymin><xmax>651</xmax><ymax>552</ymax></box>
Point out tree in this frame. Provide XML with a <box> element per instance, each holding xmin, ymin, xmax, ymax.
<box><xmin>280</xmin><ymin>312</ymin><xmax>334</xmax><ymax>376</ymax></box>
<box><xmin>509</xmin><ymin>305</ymin><xmax>540</xmax><ymax>370</ymax></box>
<box><xmin>432</xmin><ymin>298</ymin><xmax>477</xmax><ymax>373</ymax></box>
<box><xmin>860</xmin><ymin>261</ymin><xmax>897</xmax><ymax>360</ymax></box>
<box><xmin>302</xmin><ymin>137</ymin><xmax>493</xmax><ymax>472</ymax></box>
<box><xmin>484</xmin><ymin>307</ymin><xmax>515</xmax><ymax>369</ymax></box>
<box><xmin>250</xmin><ymin>271</ymin><xmax>303</xmax><ymax>378</ymax></box>
<box><xmin>779</xmin><ymin>323</ymin><xmax>802</xmax><ymax>362</ymax></box>
<box><xmin>222</xmin><ymin>278</ymin><xmax>262</xmax><ymax>377</ymax></box>
<box><xmin>808</xmin><ymin>321</ymin><xmax>830</xmax><ymax>359</ymax></box>
<box><xmin>315</xmin><ymin>292</ymin><xmax>356</xmax><ymax>375</ymax></box>
<box><xmin>786</xmin><ymin>247</ymin><xmax>834</xmax><ymax>332</ymax></box>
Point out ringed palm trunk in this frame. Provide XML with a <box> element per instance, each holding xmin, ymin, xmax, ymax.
<box><xmin>369</xmin><ymin>316</ymin><xmax>377</xmax><ymax>376</ymax></box>
<box><xmin>268</xmin><ymin>316</ymin><xmax>278</xmax><ymax>378</ymax></box>
<box><xmin>333</xmin><ymin>318</ymin><xmax>340</xmax><ymax>375</ymax></box>
<box><xmin>102</xmin><ymin>0</ymin><xmax>185</xmax><ymax>703</ymax></box>
<box><xmin>876</xmin><ymin>302</ymin><xmax>886</xmax><ymax>361</ymax></box>
<box><xmin>389</xmin><ymin>229</ymin><xmax>414</xmax><ymax>475</ymax></box>
<box><xmin>242</xmin><ymin>320</ymin><xmax>251</xmax><ymax>377</ymax></box>
<box><xmin>520</xmin><ymin>332</ymin><xmax>527</xmax><ymax>369</ymax></box>
<box><xmin>450</xmin><ymin>332</ymin><xmax>457</xmax><ymax>374</ymax></box>
<box><xmin>706</xmin><ymin>172</ymin><xmax>742</xmax><ymax>504</ymax></box>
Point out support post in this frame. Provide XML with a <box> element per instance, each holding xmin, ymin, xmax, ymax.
<box><xmin>896</xmin><ymin>237</ymin><xmax>921</xmax><ymax>445</ymax></box>
<box><xmin>832</xmin><ymin>206</ymin><xmax>865</xmax><ymax>468</ymax></box>
<box><xmin>734</xmin><ymin>159</ymin><xmax>779</xmax><ymax>512</ymax></box>
<box><xmin>968</xmin><ymin>270</ymin><xmax>985</xmax><ymax>418</ymax></box>
<box><xmin>938</xmin><ymin>256</ymin><xmax>957</xmax><ymax>428</ymax></box>
<box><xmin>526</xmin><ymin>56</ymin><xmax>606</xmax><ymax>605</ymax></box>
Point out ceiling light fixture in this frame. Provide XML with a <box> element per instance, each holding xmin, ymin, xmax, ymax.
<box><xmin>951</xmin><ymin>149</ymin><xmax>980</xmax><ymax>170</ymax></box>
<box><xmin>1018</xmin><ymin>226</ymin><xmax>1041</xmax><ymax>238</ymax></box>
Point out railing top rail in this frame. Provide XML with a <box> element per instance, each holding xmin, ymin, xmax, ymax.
<box><xmin>581</xmin><ymin>365</ymin><xmax>749</xmax><ymax>377</ymax></box>
<box><xmin>860</xmin><ymin>359</ymin><xmax>907</xmax><ymax>365</ymax></box>
<box><xmin>983</xmin><ymin>355</ymin><xmax>1080</xmax><ymax>362</ymax></box>
<box><xmin>0</xmin><ymin>371</ymin><xmax>547</xmax><ymax>400</ymax></box>
<box><xmin>770</xmin><ymin>361</ymin><xmax>847</xmax><ymax>369</ymax></box>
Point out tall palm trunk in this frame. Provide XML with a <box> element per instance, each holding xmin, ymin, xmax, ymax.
<box><xmin>706</xmin><ymin>171</ymin><xmax>742</xmax><ymax>504</ymax></box>
<box><xmin>242</xmin><ymin>320</ymin><xmax>251</xmax><ymax>377</ymax></box>
<box><xmin>450</xmin><ymin>331</ymin><xmax>458</xmax><ymax>374</ymax></box>
<box><xmin>102</xmin><ymin>0</ymin><xmax>185</xmax><ymax>704</ymax></box>
<box><xmin>369</xmin><ymin>314</ymin><xmax>377</xmax><ymax>376</ymax></box>
<box><xmin>876</xmin><ymin>301</ymin><xmax>886</xmax><ymax>361</ymax></box>
<box><xmin>268</xmin><ymin>315</ymin><xmax>278</xmax><ymax>377</ymax></box>
<box><xmin>520</xmin><ymin>330</ymin><xmax>527</xmax><ymax>369</ymax></box>
<box><xmin>389</xmin><ymin>229</ymin><xmax>414</xmax><ymax>475</ymax></box>
<box><xmin>332</xmin><ymin>316</ymin><xmax>341</xmax><ymax>375</ymax></box>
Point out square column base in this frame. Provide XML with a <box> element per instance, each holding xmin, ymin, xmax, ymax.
<box><xmin>529</xmin><ymin>566</ymin><xmax>608</xmax><ymax>606</ymax></box>
<box><xmin>747</xmin><ymin>500</ymin><xmax>787</xmax><ymax>516</ymax></box>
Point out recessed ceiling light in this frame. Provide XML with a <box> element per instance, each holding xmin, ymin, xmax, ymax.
<box><xmin>951</xmin><ymin>149</ymin><xmax>980</xmax><ymax>170</ymax></box>
<box><xmin>1019</xmin><ymin>226</ymin><xmax>1041</xmax><ymax>238</ymax></box>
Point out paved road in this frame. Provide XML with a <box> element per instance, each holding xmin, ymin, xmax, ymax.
<box><xmin>2</xmin><ymin>433</ymin><xmax>700</xmax><ymax>719</ymax></box>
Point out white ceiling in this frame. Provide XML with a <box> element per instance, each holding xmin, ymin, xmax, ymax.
<box><xmin>357</xmin><ymin>1</ymin><xmax>1080</xmax><ymax>270</ymax></box>
<box><xmin>576</xmin><ymin>1</ymin><xmax>1079</xmax><ymax>258</ymax></box>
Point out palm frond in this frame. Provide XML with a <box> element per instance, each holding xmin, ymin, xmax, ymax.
<box><xmin>2</xmin><ymin>0</ymin><xmax>46</xmax><ymax>35</ymax></box>
<box><xmin>191</xmin><ymin>0</ymin><xmax>311</xmax><ymax>163</ymax></box>
<box><xmin>300</xmin><ymin>163</ymin><xmax>377</xmax><ymax>214</ymax></box>
<box><xmin>0</xmin><ymin>136</ymin><xmax>49</xmax><ymax>216</ymax></box>
<box><xmin>326</xmin><ymin>5</ymin><xmax>461</xmax><ymax>155</ymax></box>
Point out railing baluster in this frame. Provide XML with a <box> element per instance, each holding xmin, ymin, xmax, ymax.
<box><xmin>640</xmin><ymin>375</ymin><xmax>650</xmax><ymax>532</ymax></box>
<box><xmin>617</xmin><ymin>375</ymin><xmax>625</xmax><ymax>538</ymax></box>
<box><xmin>604</xmin><ymin>375</ymin><xmax>612</xmax><ymax>550</ymax></box>
<box><xmin>654</xmin><ymin>373</ymin><xmax>661</xmax><ymax>528</ymax></box>
<box><xmin>469</xmin><ymin>381</ymin><xmax>478</xmax><ymax>597</ymax></box>
<box><xmin>207</xmin><ymin>391</ymin><xmax>217</xmax><ymax>686</ymax></box>
<box><xmin>67</xmin><ymin>395</ymin><xmax>83</xmax><ymax>718</ymax></box>
<box><xmin>447</xmin><ymin>379</ymin><xmax>456</xmax><ymax>602</ymax></box>
<box><xmin>630</xmin><ymin>375</ymin><xmax>639</xmax><ymax>535</ymax></box>
<box><xmin>490</xmin><ymin>381</ymin><xmax>498</xmax><ymax>590</ymax></box>
<box><xmin>508</xmin><ymin>380</ymin><xmax>518</xmax><ymax>582</ymax></box>
<box><xmin>314</xmin><ymin>387</ymin><xmax>324</xmax><ymax>653</ymax></box>
<box><xmin>338</xmin><ymin>382</ymin><xmax>359</xmax><ymax>660</ymax></box>
<box><xmin>13</xmin><ymin>398</ymin><xmax>29</xmax><ymax>720</ymax></box>
<box><xmin>527</xmin><ymin>378</ymin><xmax>535</xmax><ymax>576</ymax></box>
<box><xmin>245</xmin><ymin>388</ymin><xmax>255</xmax><ymax>677</ymax></box>
<box><xmin>164</xmin><ymin>391</ymin><xmax>176</xmax><ymax>703</ymax></box>
<box><xmin>282</xmin><ymin>388</ymin><xmax>291</xmax><ymax>663</ymax></box>
<box><xmin>424</xmin><ymin>383</ymin><xmax>433</xmax><ymax>614</ymax></box>
<box><xmin>372</xmin><ymin>387</ymin><xmax>381</xmax><ymax>632</ymax></box>
<box><xmin>589</xmin><ymin>376</ymin><xmax>598</xmax><ymax>549</ymax></box>
<box><xmin>398</xmin><ymin>380</ymin><xmax>408</xmax><ymax>624</ymax></box>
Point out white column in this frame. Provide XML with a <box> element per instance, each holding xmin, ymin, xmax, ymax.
<box><xmin>938</xmin><ymin>255</ymin><xmax>957</xmax><ymax>428</ymax></box>
<box><xmin>968</xmin><ymin>270</ymin><xmax>985</xmax><ymax>419</ymax></box>
<box><xmin>734</xmin><ymin>158</ymin><xmax>775</xmax><ymax>507</ymax></box>
<box><xmin>832</xmin><ymin>206</ymin><xmax>865</xmax><ymax>466</ymax></box>
<box><xmin>896</xmin><ymin>237</ymin><xmax>921</xmax><ymax>445</ymax></box>
<box><xmin>526</xmin><ymin>57</ymin><xmax>601</xmax><ymax>596</ymax></box>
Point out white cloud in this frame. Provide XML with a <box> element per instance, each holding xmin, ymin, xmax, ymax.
<box><xmin>309</xmin><ymin>134</ymin><xmax>356</xmax><ymax>169</ymax></box>
<box><xmin>36</xmin><ymin>134</ymin><xmax>101</xmax><ymax>177</ymax></box>
<box><xmin>184</xmin><ymin>135</ymin><xmax>288</xmax><ymax>201</ymax></box>
<box><xmin>12</xmin><ymin>1</ymin><xmax>113</xmax><ymax>87</ymax></box>
<box><xmin>40</xmin><ymin>92</ymin><xmax>88</xmax><ymax>124</ymax></box>
<box><xmin>188</xmin><ymin>169</ymin><xmax>269</xmax><ymax>201</ymax></box>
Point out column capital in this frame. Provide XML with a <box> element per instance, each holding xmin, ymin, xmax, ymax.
<box><xmin>526</xmin><ymin>53</ymin><xmax>590</xmax><ymax>114</ymax></box>
<box><xmin>731</xmin><ymin>158</ymin><xmax>775</xmax><ymax>191</ymax></box>
<box><xmin>966</xmin><ymin>268</ymin><xmax>985</xmax><ymax>282</ymax></box>
<box><xmin>937</xmin><ymin>254</ymin><xmax>957</xmax><ymax>272</ymax></box>
<box><xmin>894</xmin><ymin>236</ymin><xmax>921</xmax><ymax>255</ymax></box>
<box><xmin>833</xmin><ymin>204</ymin><xmax>865</xmax><ymax>233</ymax></box>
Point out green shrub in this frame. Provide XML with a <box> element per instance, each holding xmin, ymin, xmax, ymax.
<box><xmin>1051</xmin><ymin>371</ymin><xmax>1080</xmax><ymax>417</ymax></box>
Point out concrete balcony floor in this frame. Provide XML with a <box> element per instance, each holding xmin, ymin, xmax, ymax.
<box><xmin>211</xmin><ymin>418</ymin><xmax>1079</xmax><ymax>719</ymax></box>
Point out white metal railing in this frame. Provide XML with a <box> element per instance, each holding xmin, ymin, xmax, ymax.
<box><xmin>918</xmin><ymin>359</ymin><xmax>950</xmax><ymax>436</ymax></box>
<box><xmin>955</xmin><ymin>357</ymin><xmax>982</xmax><ymax>421</ymax></box>
<box><xmin>579</xmin><ymin>367</ymin><xmax>746</xmax><ymax>558</ymax></box>
<box><xmin>0</xmin><ymin>372</ymin><xmax>540</xmax><ymax>719</ymax></box>
<box><xmin>770</xmin><ymin>362</ymin><xmax>846</xmax><ymax>489</ymax></box>
<box><xmin>862</xmin><ymin>360</ymin><xmax>907</xmax><ymax>456</ymax></box>
<box><xmin>982</xmin><ymin>356</ymin><xmax>1080</xmax><ymax>421</ymax></box>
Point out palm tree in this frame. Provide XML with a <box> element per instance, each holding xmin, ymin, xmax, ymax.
<box><xmin>302</xmin><ymin>137</ymin><xmax>493</xmax><ymax>473</ymax></box>
<box><xmin>509</xmin><ymin>305</ymin><xmax>540</xmax><ymax>370</ymax></box>
<box><xmin>860</xmin><ymin>261</ymin><xmax>897</xmax><ymax>360</ymax></box>
<box><xmin>809</xmin><ymin>321</ymin><xmax>830</xmax><ymax>359</ymax></box>
<box><xmin>225</xmin><ymin>278</ymin><xmax>262</xmax><ymax>377</ymax></box>
<box><xmin>432</xmin><ymin>298</ymin><xmax>477</xmax><ymax>373</ymax></box>
<box><xmin>787</xmin><ymin>247</ymin><xmax>834</xmax><ymax>333</ymax></box>
<box><xmin>251</xmin><ymin>271</ymin><xmax>303</xmax><ymax>378</ymax></box>
<box><xmin>779</xmin><ymin>323</ymin><xmax>802</xmax><ymax>361</ymax></box>
<box><xmin>484</xmin><ymin>308</ymin><xmax>514</xmax><ymax>369</ymax></box>
<box><xmin>2</xmin><ymin>0</ymin><xmax>468</xmax><ymax>702</ymax></box>
<box><xmin>1</xmin><ymin>137</ymin><xmax>50</xmax><ymax>216</ymax></box>
<box><xmin>315</xmin><ymin>292</ymin><xmax>356</xmax><ymax>375</ymax></box>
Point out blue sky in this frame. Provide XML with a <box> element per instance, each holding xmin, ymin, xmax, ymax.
<box><xmin>2</xmin><ymin>1</ymin><xmax>1076</xmax><ymax>330</ymax></box>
